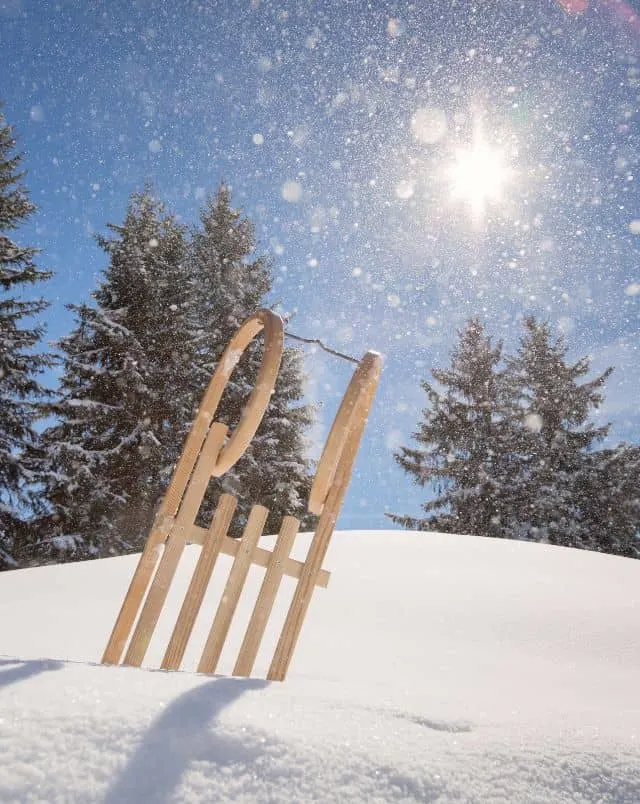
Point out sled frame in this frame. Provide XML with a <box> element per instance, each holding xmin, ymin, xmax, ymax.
<box><xmin>102</xmin><ymin>310</ymin><xmax>382</xmax><ymax>681</ymax></box>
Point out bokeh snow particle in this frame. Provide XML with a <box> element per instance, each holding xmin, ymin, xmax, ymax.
<box><xmin>395</xmin><ymin>180</ymin><xmax>415</xmax><ymax>200</ymax></box>
<box><xmin>385</xmin><ymin>429</ymin><xmax>404</xmax><ymax>450</ymax></box>
<box><xmin>386</xmin><ymin>18</ymin><xmax>404</xmax><ymax>38</ymax></box>
<box><xmin>148</xmin><ymin>139</ymin><xmax>162</xmax><ymax>153</ymax></box>
<box><xmin>30</xmin><ymin>105</ymin><xmax>45</xmax><ymax>122</ymax></box>
<box><xmin>252</xmin><ymin>133</ymin><xmax>264</xmax><ymax>146</ymax></box>
<box><xmin>628</xmin><ymin>220</ymin><xmax>640</xmax><ymax>235</ymax></box>
<box><xmin>411</xmin><ymin>107</ymin><xmax>447</xmax><ymax>145</ymax></box>
<box><xmin>624</xmin><ymin>282</ymin><xmax>640</xmax><ymax>296</ymax></box>
<box><xmin>524</xmin><ymin>413</ymin><xmax>543</xmax><ymax>433</ymax></box>
<box><xmin>281</xmin><ymin>180</ymin><xmax>302</xmax><ymax>203</ymax></box>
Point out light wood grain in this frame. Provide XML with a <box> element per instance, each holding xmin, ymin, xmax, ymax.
<box><xmin>211</xmin><ymin>310</ymin><xmax>283</xmax><ymax>476</ymax></box>
<box><xmin>102</xmin><ymin>414</ymin><xmax>212</xmax><ymax>664</ymax></box>
<box><xmin>162</xmin><ymin>493</ymin><xmax>238</xmax><ymax>670</ymax></box>
<box><xmin>186</xmin><ymin>524</ymin><xmax>330</xmax><ymax>589</ymax></box>
<box><xmin>102</xmin><ymin>535</ymin><xmax>165</xmax><ymax>665</ymax></box>
<box><xmin>308</xmin><ymin>350</ymin><xmax>383</xmax><ymax>515</ymax></box>
<box><xmin>198</xmin><ymin>505</ymin><xmax>269</xmax><ymax>674</ymax></box>
<box><xmin>123</xmin><ymin>423</ymin><xmax>228</xmax><ymax>667</ymax></box>
<box><xmin>268</xmin><ymin>352</ymin><xmax>382</xmax><ymax>681</ymax></box>
<box><xmin>233</xmin><ymin>516</ymin><xmax>299</xmax><ymax>677</ymax></box>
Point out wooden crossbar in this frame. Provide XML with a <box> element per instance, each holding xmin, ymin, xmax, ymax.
<box><xmin>102</xmin><ymin>310</ymin><xmax>382</xmax><ymax>681</ymax></box>
<box><xmin>110</xmin><ymin>498</ymin><xmax>324</xmax><ymax>678</ymax></box>
<box><xmin>186</xmin><ymin>523</ymin><xmax>330</xmax><ymax>588</ymax></box>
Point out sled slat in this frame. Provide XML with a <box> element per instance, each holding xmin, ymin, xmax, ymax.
<box><xmin>101</xmin><ymin>531</ymin><xmax>165</xmax><ymax>665</ymax></box>
<box><xmin>187</xmin><ymin>524</ymin><xmax>330</xmax><ymax>589</ymax></box>
<box><xmin>162</xmin><ymin>493</ymin><xmax>238</xmax><ymax>670</ymax></box>
<box><xmin>198</xmin><ymin>505</ymin><xmax>269</xmax><ymax>674</ymax></box>
<box><xmin>162</xmin><ymin>412</ymin><xmax>213</xmax><ymax>516</ymax></box>
<box><xmin>233</xmin><ymin>516</ymin><xmax>299</xmax><ymax>677</ymax></box>
<box><xmin>123</xmin><ymin>423</ymin><xmax>228</xmax><ymax>667</ymax></box>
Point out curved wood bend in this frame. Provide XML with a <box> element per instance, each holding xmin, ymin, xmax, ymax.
<box><xmin>199</xmin><ymin>309</ymin><xmax>284</xmax><ymax>476</ymax></box>
<box><xmin>308</xmin><ymin>351</ymin><xmax>383</xmax><ymax>515</ymax></box>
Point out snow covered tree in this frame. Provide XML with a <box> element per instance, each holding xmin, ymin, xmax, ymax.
<box><xmin>35</xmin><ymin>190</ymin><xmax>193</xmax><ymax>561</ymax></box>
<box><xmin>573</xmin><ymin>445</ymin><xmax>640</xmax><ymax>558</ymax></box>
<box><xmin>391</xmin><ymin>315</ymin><xmax>635</xmax><ymax>558</ymax></box>
<box><xmin>504</xmin><ymin>317</ymin><xmax>612</xmax><ymax>548</ymax></box>
<box><xmin>0</xmin><ymin>106</ymin><xmax>53</xmax><ymax>570</ymax></box>
<box><xmin>388</xmin><ymin>319</ymin><xmax>513</xmax><ymax>537</ymax></box>
<box><xmin>35</xmin><ymin>185</ymin><xmax>314</xmax><ymax>562</ymax></box>
<box><xmin>188</xmin><ymin>185</ymin><xmax>314</xmax><ymax>536</ymax></box>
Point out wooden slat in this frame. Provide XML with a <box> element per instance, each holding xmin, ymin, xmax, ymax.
<box><xmin>101</xmin><ymin>525</ymin><xmax>166</xmax><ymax>665</ymax></box>
<box><xmin>268</xmin><ymin>354</ymin><xmax>382</xmax><ymax>681</ymax></box>
<box><xmin>198</xmin><ymin>505</ymin><xmax>269</xmax><ymax>674</ymax></box>
<box><xmin>162</xmin><ymin>493</ymin><xmax>238</xmax><ymax>670</ymax></box>
<box><xmin>162</xmin><ymin>409</ymin><xmax>217</xmax><ymax>515</ymax></box>
<box><xmin>187</xmin><ymin>525</ymin><xmax>331</xmax><ymax>589</ymax></box>
<box><xmin>233</xmin><ymin>516</ymin><xmax>299</xmax><ymax>678</ymax></box>
<box><xmin>102</xmin><ymin>411</ymin><xmax>214</xmax><ymax>665</ymax></box>
<box><xmin>123</xmin><ymin>423</ymin><xmax>228</xmax><ymax>667</ymax></box>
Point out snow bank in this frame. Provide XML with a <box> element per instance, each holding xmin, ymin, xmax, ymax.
<box><xmin>1</xmin><ymin>530</ymin><xmax>639</xmax><ymax>802</ymax></box>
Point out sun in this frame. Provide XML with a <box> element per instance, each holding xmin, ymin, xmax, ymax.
<box><xmin>447</xmin><ymin>138</ymin><xmax>513</xmax><ymax>226</ymax></box>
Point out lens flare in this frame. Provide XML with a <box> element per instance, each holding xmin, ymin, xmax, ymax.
<box><xmin>447</xmin><ymin>140</ymin><xmax>512</xmax><ymax>225</ymax></box>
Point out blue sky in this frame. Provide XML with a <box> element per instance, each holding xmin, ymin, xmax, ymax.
<box><xmin>1</xmin><ymin>0</ymin><xmax>639</xmax><ymax>528</ymax></box>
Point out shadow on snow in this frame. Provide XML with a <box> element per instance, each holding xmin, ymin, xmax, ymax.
<box><xmin>104</xmin><ymin>675</ymin><xmax>268</xmax><ymax>804</ymax></box>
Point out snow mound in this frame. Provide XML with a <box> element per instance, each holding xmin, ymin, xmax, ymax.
<box><xmin>1</xmin><ymin>530</ymin><xmax>639</xmax><ymax>802</ymax></box>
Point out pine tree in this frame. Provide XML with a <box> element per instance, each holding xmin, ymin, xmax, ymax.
<box><xmin>391</xmin><ymin>315</ymin><xmax>635</xmax><ymax>558</ymax></box>
<box><xmin>504</xmin><ymin>317</ymin><xmax>612</xmax><ymax>548</ymax></box>
<box><xmin>573</xmin><ymin>444</ymin><xmax>640</xmax><ymax>557</ymax></box>
<box><xmin>189</xmin><ymin>185</ymin><xmax>314</xmax><ymax>536</ymax></box>
<box><xmin>0</xmin><ymin>106</ymin><xmax>53</xmax><ymax>570</ymax></box>
<box><xmin>388</xmin><ymin>319</ymin><xmax>512</xmax><ymax>537</ymax></box>
<box><xmin>36</xmin><ymin>190</ymin><xmax>193</xmax><ymax>561</ymax></box>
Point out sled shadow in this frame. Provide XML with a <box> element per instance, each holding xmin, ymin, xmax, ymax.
<box><xmin>0</xmin><ymin>657</ymin><xmax>63</xmax><ymax>689</ymax></box>
<box><xmin>104</xmin><ymin>675</ymin><xmax>268</xmax><ymax>804</ymax></box>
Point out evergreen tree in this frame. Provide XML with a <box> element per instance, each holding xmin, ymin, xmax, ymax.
<box><xmin>573</xmin><ymin>444</ymin><xmax>640</xmax><ymax>557</ymax></box>
<box><xmin>189</xmin><ymin>185</ymin><xmax>314</xmax><ymax>536</ymax></box>
<box><xmin>392</xmin><ymin>315</ymin><xmax>638</xmax><ymax>559</ymax></box>
<box><xmin>0</xmin><ymin>106</ymin><xmax>53</xmax><ymax>569</ymax></box>
<box><xmin>36</xmin><ymin>185</ymin><xmax>314</xmax><ymax>562</ymax></box>
<box><xmin>36</xmin><ymin>190</ymin><xmax>193</xmax><ymax>561</ymax></box>
<box><xmin>388</xmin><ymin>319</ymin><xmax>512</xmax><ymax>537</ymax></box>
<box><xmin>504</xmin><ymin>317</ymin><xmax>612</xmax><ymax>547</ymax></box>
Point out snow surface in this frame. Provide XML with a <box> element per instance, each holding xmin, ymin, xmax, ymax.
<box><xmin>1</xmin><ymin>530</ymin><xmax>639</xmax><ymax>802</ymax></box>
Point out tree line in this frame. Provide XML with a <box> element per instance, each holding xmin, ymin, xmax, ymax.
<box><xmin>389</xmin><ymin>318</ymin><xmax>640</xmax><ymax>558</ymax></box>
<box><xmin>0</xmin><ymin>106</ymin><xmax>313</xmax><ymax>569</ymax></box>
<box><xmin>1</xmin><ymin>105</ymin><xmax>638</xmax><ymax>570</ymax></box>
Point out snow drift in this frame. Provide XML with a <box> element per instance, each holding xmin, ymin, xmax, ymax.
<box><xmin>1</xmin><ymin>530</ymin><xmax>639</xmax><ymax>802</ymax></box>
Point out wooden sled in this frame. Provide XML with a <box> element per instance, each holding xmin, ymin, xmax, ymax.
<box><xmin>102</xmin><ymin>309</ymin><xmax>382</xmax><ymax>681</ymax></box>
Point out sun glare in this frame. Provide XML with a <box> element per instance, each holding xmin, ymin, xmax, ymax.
<box><xmin>448</xmin><ymin>139</ymin><xmax>512</xmax><ymax>225</ymax></box>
